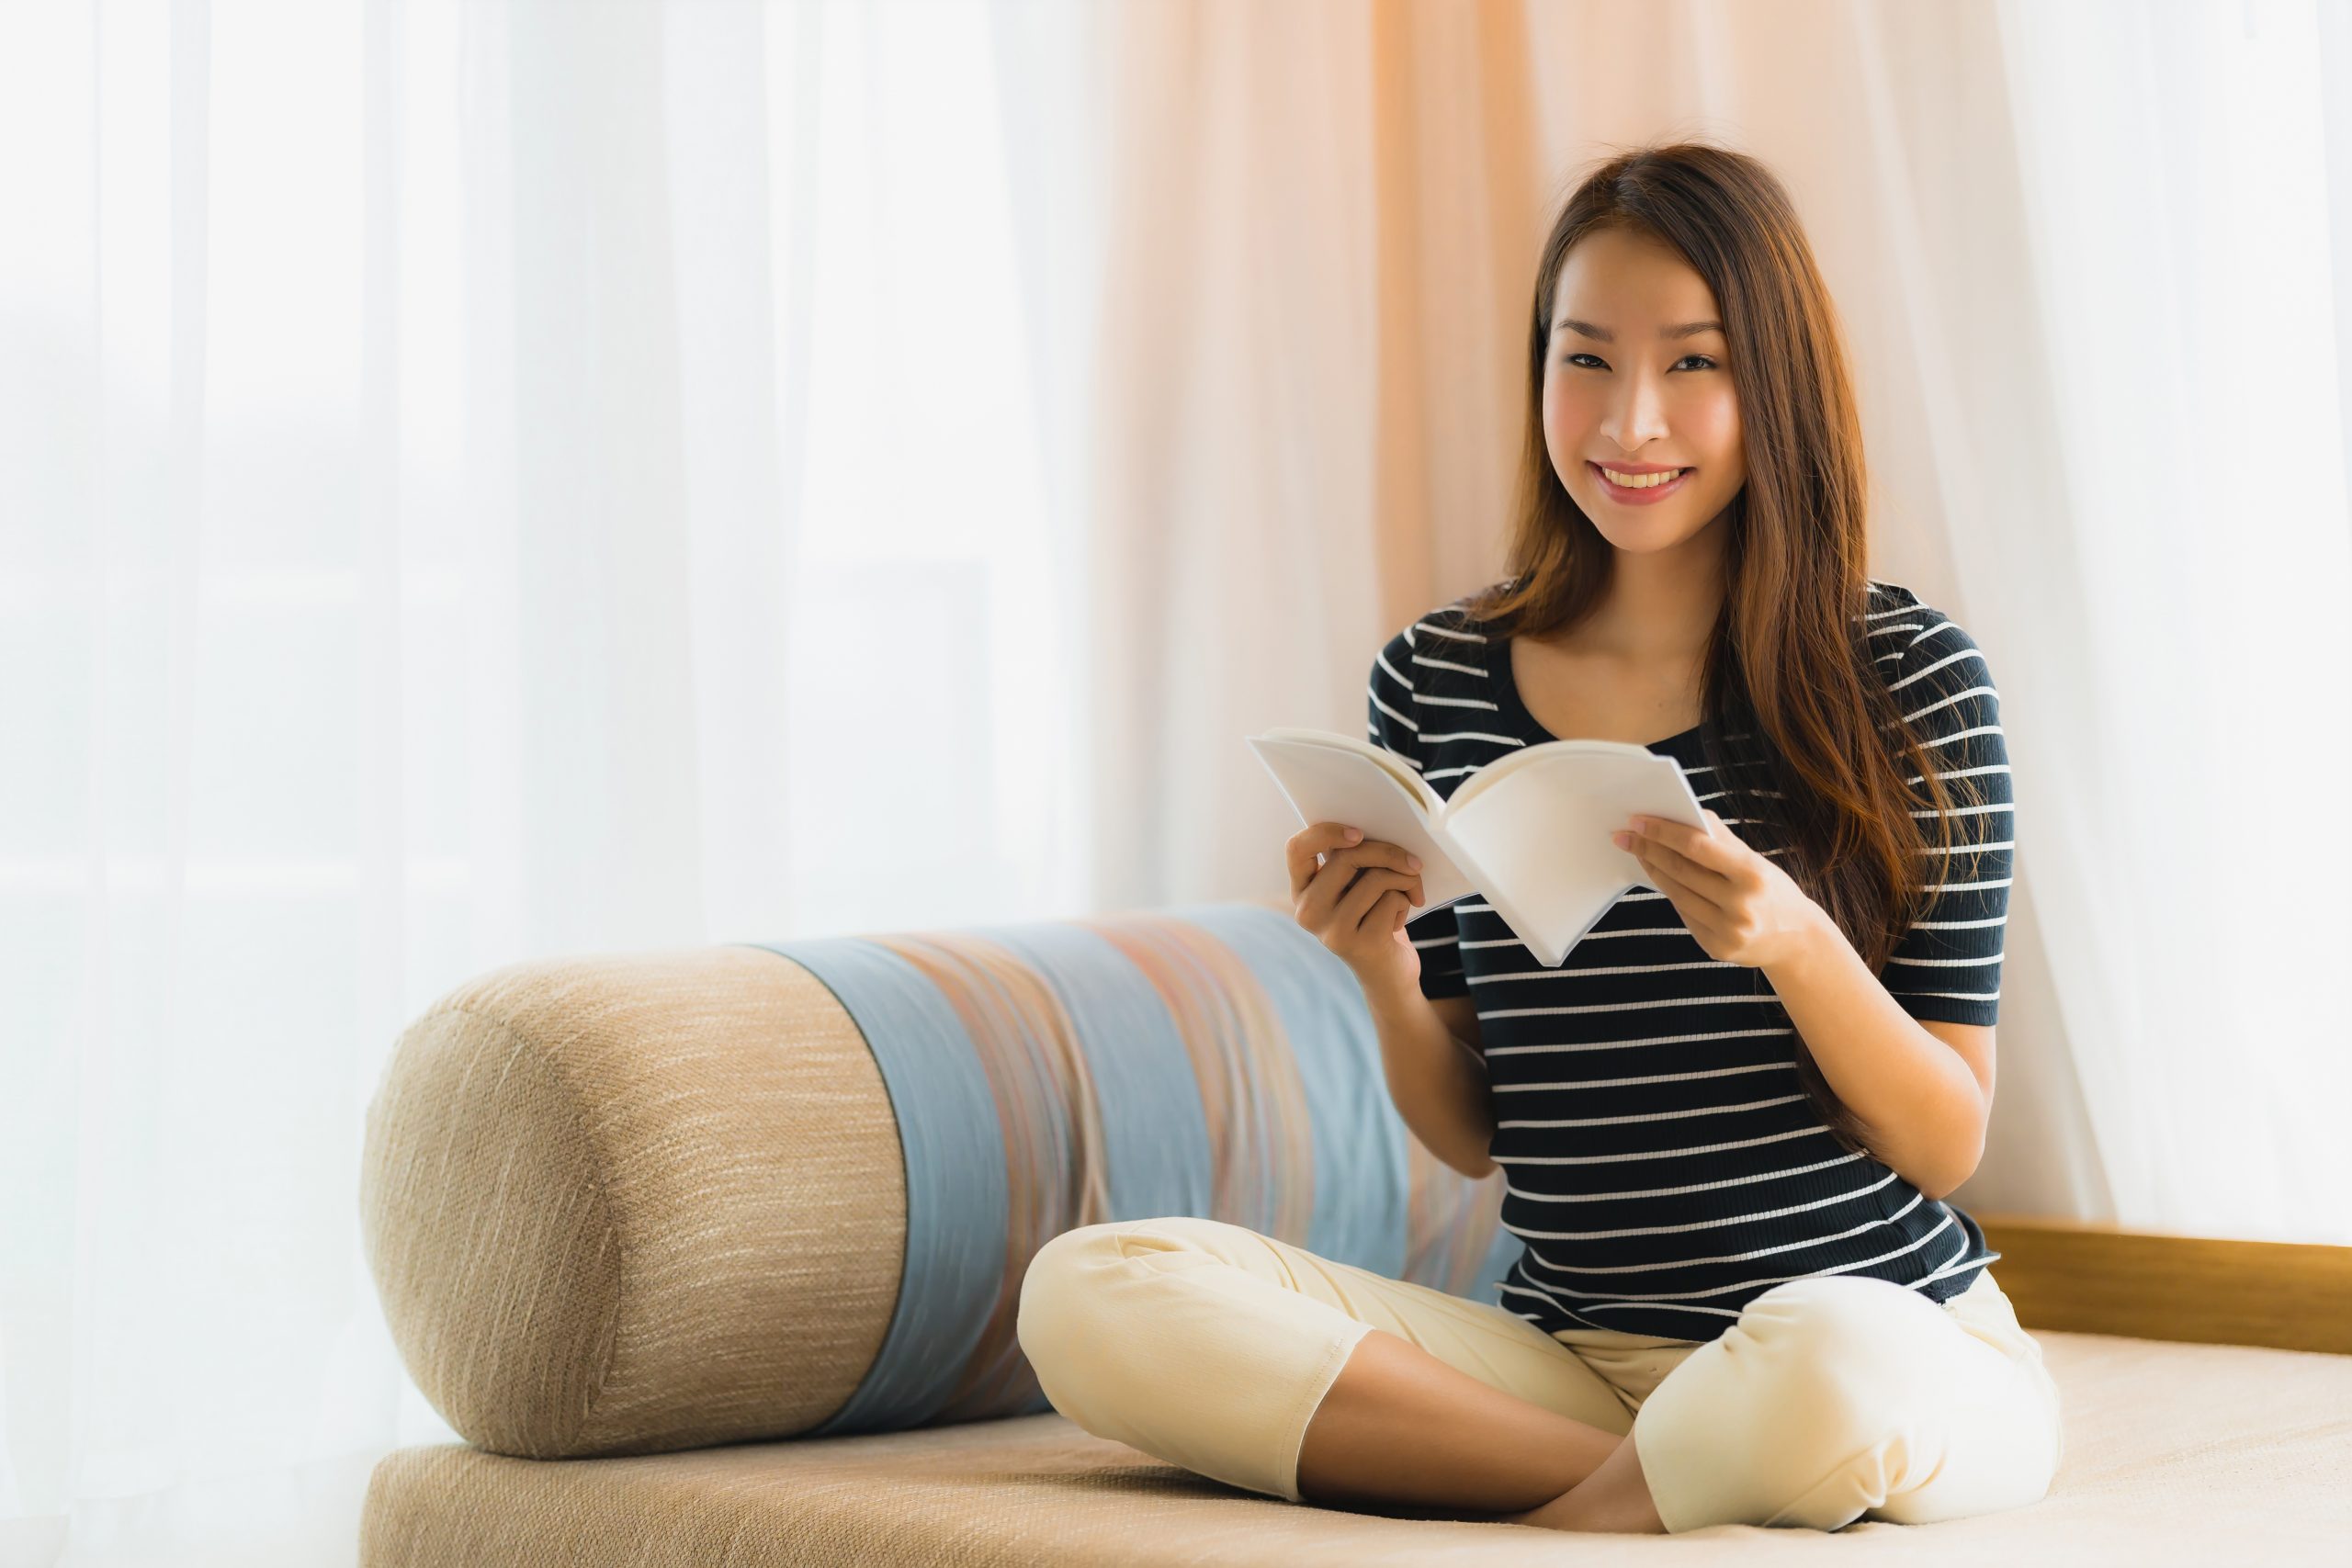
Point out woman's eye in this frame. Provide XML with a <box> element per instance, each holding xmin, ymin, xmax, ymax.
<box><xmin>1562</xmin><ymin>353</ymin><xmax>1719</xmax><ymax>371</ymax></box>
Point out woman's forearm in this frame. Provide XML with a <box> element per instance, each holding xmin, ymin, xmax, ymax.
<box><xmin>1359</xmin><ymin>971</ymin><xmax>1498</xmax><ymax>1181</ymax></box>
<box><xmin>1760</xmin><ymin>908</ymin><xmax>1987</xmax><ymax>1199</ymax></box>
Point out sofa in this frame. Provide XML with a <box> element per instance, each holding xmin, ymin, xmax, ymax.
<box><xmin>355</xmin><ymin>900</ymin><xmax>2352</xmax><ymax>1564</ymax></box>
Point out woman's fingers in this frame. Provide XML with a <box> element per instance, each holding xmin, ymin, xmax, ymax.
<box><xmin>1286</xmin><ymin>821</ymin><xmax>1364</xmax><ymax>900</ymax></box>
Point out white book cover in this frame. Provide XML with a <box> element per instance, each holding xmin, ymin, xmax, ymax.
<box><xmin>1246</xmin><ymin>726</ymin><xmax>1709</xmax><ymax>966</ymax></box>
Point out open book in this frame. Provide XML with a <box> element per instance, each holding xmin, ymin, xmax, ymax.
<box><xmin>1246</xmin><ymin>727</ymin><xmax>1708</xmax><ymax>966</ymax></box>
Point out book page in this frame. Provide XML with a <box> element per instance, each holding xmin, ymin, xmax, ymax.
<box><xmin>1442</xmin><ymin>750</ymin><xmax>1705</xmax><ymax>965</ymax></box>
<box><xmin>1245</xmin><ymin>734</ymin><xmax>1481</xmax><ymax>909</ymax></box>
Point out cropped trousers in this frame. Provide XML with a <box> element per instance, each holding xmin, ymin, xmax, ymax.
<box><xmin>1016</xmin><ymin>1214</ymin><xmax>2064</xmax><ymax>1533</ymax></box>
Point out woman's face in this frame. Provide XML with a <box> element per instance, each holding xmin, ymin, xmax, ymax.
<box><xmin>1541</xmin><ymin>227</ymin><xmax>1746</xmax><ymax>555</ymax></box>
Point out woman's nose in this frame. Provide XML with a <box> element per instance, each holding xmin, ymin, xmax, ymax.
<box><xmin>1606</xmin><ymin>379</ymin><xmax>1672</xmax><ymax>444</ymax></box>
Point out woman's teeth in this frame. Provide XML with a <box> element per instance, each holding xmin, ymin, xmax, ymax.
<box><xmin>1600</xmin><ymin>466</ymin><xmax>1687</xmax><ymax>488</ymax></box>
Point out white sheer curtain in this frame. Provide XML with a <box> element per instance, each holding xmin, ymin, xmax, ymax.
<box><xmin>1987</xmin><ymin>0</ymin><xmax>2352</xmax><ymax>1242</ymax></box>
<box><xmin>1880</xmin><ymin>0</ymin><xmax>2352</xmax><ymax>1243</ymax></box>
<box><xmin>0</xmin><ymin>0</ymin><xmax>1106</xmax><ymax>1561</ymax></box>
<box><xmin>6</xmin><ymin>0</ymin><xmax>2349</xmax><ymax>1563</ymax></box>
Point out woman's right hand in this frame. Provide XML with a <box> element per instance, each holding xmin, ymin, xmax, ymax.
<box><xmin>1287</xmin><ymin>821</ymin><xmax>1428</xmax><ymax>987</ymax></box>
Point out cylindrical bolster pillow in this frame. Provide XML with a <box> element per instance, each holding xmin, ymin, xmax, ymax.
<box><xmin>358</xmin><ymin>902</ymin><xmax>1518</xmax><ymax>1460</ymax></box>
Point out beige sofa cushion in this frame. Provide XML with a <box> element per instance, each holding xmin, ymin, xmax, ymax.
<box><xmin>358</xmin><ymin>1325</ymin><xmax>2352</xmax><ymax>1563</ymax></box>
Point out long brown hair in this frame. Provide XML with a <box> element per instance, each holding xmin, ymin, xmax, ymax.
<box><xmin>1465</xmin><ymin>141</ymin><xmax>1991</xmax><ymax>1162</ymax></box>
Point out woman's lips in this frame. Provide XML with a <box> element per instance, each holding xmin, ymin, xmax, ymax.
<box><xmin>1589</xmin><ymin>462</ymin><xmax>1693</xmax><ymax>505</ymax></box>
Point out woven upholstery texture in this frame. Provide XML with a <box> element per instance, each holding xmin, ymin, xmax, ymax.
<box><xmin>359</xmin><ymin>944</ymin><xmax>907</xmax><ymax>1459</ymax></box>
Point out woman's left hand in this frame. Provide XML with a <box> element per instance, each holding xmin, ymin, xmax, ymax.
<box><xmin>1611</xmin><ymin>808</ymin><xmax>1829</xmax><ymax>970</ymax></box>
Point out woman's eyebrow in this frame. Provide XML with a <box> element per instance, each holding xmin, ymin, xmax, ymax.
<box><xmin>1552</xmin><ymin>317</ymin><xmax>1724</xmax><ymax>342</ymax></box>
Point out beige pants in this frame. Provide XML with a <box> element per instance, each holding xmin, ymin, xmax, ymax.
<box><xmin>1017</xmin><ymin>1214</ymin><xmax>2064</xmax><ymax>1532</ymax></box>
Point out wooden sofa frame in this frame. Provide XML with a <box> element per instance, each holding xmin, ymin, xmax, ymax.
<box><xmin>1975</xmin><ymin>1213</ymin><xmax>2351</xmax><ymax>1355</ymax></box>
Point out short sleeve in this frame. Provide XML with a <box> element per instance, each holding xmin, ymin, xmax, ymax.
<box><xmin>1878</xmin><ymin>611</ymin><xmax>2012</xmax><ymax>1025</ymax></box>
<box><xmin>1368</xmin><ymin>626</ymin><xmax>1471</xmax><ymax>1000</ymax></box>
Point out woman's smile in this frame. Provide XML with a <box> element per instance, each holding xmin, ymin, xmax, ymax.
<box><xmin>1589</xmin><ymin>460</ymin><xmax>1695</xmax><ymax>505</ymax></box>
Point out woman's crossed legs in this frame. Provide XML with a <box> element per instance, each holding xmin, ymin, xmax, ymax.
<box><xmin>1015</xmin><ymin>1215</ymin><xmax>2062</xmax><ymax>1534</ymax></box>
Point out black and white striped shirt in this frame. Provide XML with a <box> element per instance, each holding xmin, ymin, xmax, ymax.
<box><xmin>1366</xmin><ymin>579</ymin><xmax>2012</xmax><ymax>1342</ymax></box>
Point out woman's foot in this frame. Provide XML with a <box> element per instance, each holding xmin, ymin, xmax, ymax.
<box><xmin>1502</xmin><ymin>1433</ymin><xmax>1668</xmax><ymax>1534</ymax></box>
<box><xmin>1500</xmin><ymin>1489</ymin><xmax>1582</xmax><ymax>1529</ymax></box>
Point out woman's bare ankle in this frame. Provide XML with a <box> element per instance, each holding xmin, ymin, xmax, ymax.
<box><xmin>1505</xmin><ymin>1433</ymin><xmax>1668</xmax><ymax>1534</ymax></box>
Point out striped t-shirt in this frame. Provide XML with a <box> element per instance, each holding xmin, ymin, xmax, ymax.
<box><xmin>1366</xmin><ymin>579</ymin><xmax>2013</xmax><ymax>1342</ymax></box>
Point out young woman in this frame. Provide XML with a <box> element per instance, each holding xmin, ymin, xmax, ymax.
<box><xmin>1017</xmin><ymin>142</ymin><xmax>2059</xmax><ymax>1535</ymax></box>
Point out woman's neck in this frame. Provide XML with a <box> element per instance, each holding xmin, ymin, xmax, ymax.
<box><xmin>1572</xmin><ymin>541</ymin><xmax>1725</xmax><ymax>664</ymax></box>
